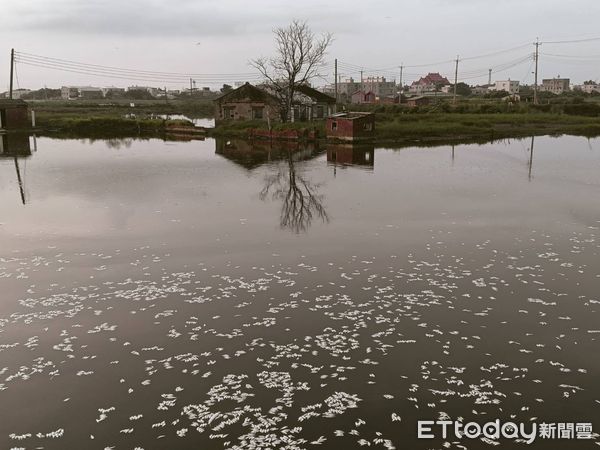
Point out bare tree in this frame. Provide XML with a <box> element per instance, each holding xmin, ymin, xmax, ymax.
<box><xmin>260</xmin><ymin>150</ymin><xmax>329</xmax><ymax>233</ymax></box>
<box><xmin>251</xmin><ymin>20</ymin><xmax>333</xmax><ymax>122</ymax></box>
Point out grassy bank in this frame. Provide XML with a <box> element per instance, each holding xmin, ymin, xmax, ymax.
<box><xmin>373</xmin><ymin>112</ymin><xmax>600</xmax><ymax>142</ymax></box>
<box><xmin>209</xmin><ymin>112</ymin><xmax>600</xmax><ymax>143</ymax></box>
<box><xmin>30</xmin><ymin>98</ymin><xmax>214</xmax><ymax>117</ymax></box>
<box><xmin>30</xmin><ymin>99</ymin><xmax>211</xmax><ymax>138</ymax></box>
<box><xmin>28</xmin><ymin>98</ymin><xmax>600</xmax><ymax>142</ymax></box>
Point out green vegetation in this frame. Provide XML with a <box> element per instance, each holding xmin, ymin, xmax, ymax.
<box><xmin>31</xmin><ymin>98</ymin><xmax>212</xmax><ymax>138</ymax></box>
<box><xmin>28</xmin><ymin>96</ymin><xmax>600</xmax><ymax>143</ymax></box>
<box><xmin>373</xmin><ymin>112</ymin><xmax>600</xmax><ymax>142</ymax></box>
<box><xmin>332</xmin><ymin>98</ymin><xmax>600</xmax><ymax>143</ymax></box>
<box><xmin>208</xmin><ymin>113</ymin><xmax>600</xmax><ymax>143</ymax></box>
<box><xmin>208</xmin><ymin>120</ymin><xmax>267</xmax><ymax>137</ymax></box>
<box><xmin>31</xmin><ymin>98</ymin><xmax>213</xmax><ymax>120</ymax></box>
<box><xmin>37</xmin><ymin>116</ymin><xmax>194</xmax><ymax>138</ymax></box>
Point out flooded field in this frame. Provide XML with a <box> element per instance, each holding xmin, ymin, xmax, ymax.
<box><xmin>0</xmin><ymin>134</ymin><xmax>599</xmax><ymax>449</ymax></box>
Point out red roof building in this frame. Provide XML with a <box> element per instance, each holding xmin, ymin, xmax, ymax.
<box><xmin>409</xmin><ymin>72</ymin><xmax>450</xmax><ymax>94</ymax></box>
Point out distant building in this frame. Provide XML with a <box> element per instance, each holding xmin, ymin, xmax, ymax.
<box><xmin>325</xmin><ymin>112</ymin><xmax>375</xmax><ymax>141</ymax></box>
<box><xmin>578</xmin><ymin>81</ymin><xmax>600</xmax><ymax>94</ymax></box>
<box><xmin>61</xmin><ymin>86</ymin><xmax>79</xmax><ymax>99</ymax></box>
<box><xmin>128</xmin><ymin>86</ymin><xmax>159</xmax><ymax>97</ymax></box>
<box><xmin>10</xmin><ymin>89</ymin><xmax>31</xmax><ymax>100</ymax></box>
<box><xmin>490</xmin><ymin>80</ymin><xmax>520</xmax><ymax>95</ymax></box>
<box><xmin>333</xmin><ymin>77</ymin><xmax>396</xmax><ymax>103</ymax></box>
<box><xmin>406</xmin><ymin>96</ymin><xmax>431</xmax><ymax>107</ymax></box>
<box><xmin>102</xmin><ymin>86</ymin><xmax>126</xmax><ymax>97</ymax></box>
<box><xmin>0</xmin><ymin>99</ymin><xmax>29</xmax><ymax>130</ymax></box>
<box><xmin>409</xmin><ymin>73</ymin><xmax>450</xmax><ymax>94</ymax></box>
<box><xmin>361</xmin><ymin>77</ymin><xmax>396</xmax><ymax>98</ymax></box>
<box><xmin>61</xmin><ymin>86</ymin><xmax>104</xmax><ymax>99</ymax></box>
<box><xmin>351</xmin><ymin>90</ymin><xmax>376</xmax><ymax>104</ymax></box>
<box><xmin>471</xmin><ymin>85</ymin><xmax>491</xmax><ymax>96</ymax></box>
<box><xmin>540</xmin><ymin>77</ymin><xmax>570</xmax><ymax>95</ymax></box>
<box><xmin>78</xmin><ymin>87</ymin><xmax>104</xmax><ymax>99</ymax></box>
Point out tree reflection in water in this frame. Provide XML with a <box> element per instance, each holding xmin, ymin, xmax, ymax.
<box><xmin>260</xmin><ymin>150</ymin><xmax>329</xmax><ymax>233</ymax></box>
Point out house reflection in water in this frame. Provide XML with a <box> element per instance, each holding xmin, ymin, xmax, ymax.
<box><xmin>215</xmin><ymin>138</ymin><xmax>328</xmax><ymax>233</ymax></box>
<box><xmin>0</xmin><ymin>133</ymin><xmax>32</xmax><ymax>157</ymax></box>
<box><xmin>214</xmin><ymin>138</ymin><xmax>320</xmax><ymax>170</ymax></box>
<box><xmin>0</xmin><ymin>133</ymin><xmax>33</xmax><ymax>205</ymax></box>
<box><xmin>327</xmin><ymin>143</ymin><xmax>375</xmax><ymax>171</ymax></box>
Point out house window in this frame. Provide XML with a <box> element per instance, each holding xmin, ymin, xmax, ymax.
<box><xmin>363</xmin><ymin>122</ymin><xmax>372</xmax><ymax>131</ymax></box>
<box><xmin>331</xmin><ymin>121</ymin><xmax>337</xmax><ymax>131</ymax></box>
<box><xmin>223</xmin><ymin>106</ymin><xmax>234</xmax><ymax>119</ymax></box>
<box><xmin>252</xmin><ymin>107</ymin><xmax>264</xmax><ymax>119</ymax></box>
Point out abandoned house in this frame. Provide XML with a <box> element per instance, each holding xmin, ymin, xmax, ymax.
<box><xmin>325</xmin><ymin>112</ymin><xmax>375</xmax><ymax>141</ymax></box>
<box><xmin>0</xmin><ymin>99</ymin><xmax>29</xmax><ymax>130</ymax></box>
<box><xmin>289</xmin><ymin>84</ymin><xmax>336</xmax><ymax>121</ymax></box>
<box><xmin>213</xmin><ymin>83</ymin><xmax>336</xmax><ymax>125</ymax></box>
<box><xmin>213</xmin><ymin>83</ymin><xmax>279</xmax><ymax>126</ymax></box>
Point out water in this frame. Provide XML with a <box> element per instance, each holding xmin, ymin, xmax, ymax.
<box><xmin>123</xmin><ymin>114</ymin><xmax>215</xmax><ymax>128</ymax></box>
<box><xmin>153</xmin><ymin>114</ymin><xmax>215</xmax><ymax>128</ymax></box>
<box><xmin>0</xmin><ymin>135</ymin><xmax>599</xmax><ymax>449</ymax></box>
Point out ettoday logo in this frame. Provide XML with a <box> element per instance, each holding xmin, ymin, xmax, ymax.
<box><xmin>417</xmin><ymin>420</ymin><xmax>595</xmax><ymax>444</ymax></box>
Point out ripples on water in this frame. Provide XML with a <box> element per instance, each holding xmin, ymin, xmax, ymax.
<box><xmin>0</xmin><ymin>135</ymin><xmax>598</xmax><ymax>449</ymax></box>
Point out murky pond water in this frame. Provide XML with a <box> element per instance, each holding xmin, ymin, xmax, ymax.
<box><xmin>0</xmin><ymin>134</ymin><xmax>599</xmax><ymax>449</ymax></box>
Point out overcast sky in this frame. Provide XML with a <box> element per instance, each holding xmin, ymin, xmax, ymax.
<box><xmin>1</xmin><ymin>0</ymin><xmax>600</xmax><ymax>91</ymax></box>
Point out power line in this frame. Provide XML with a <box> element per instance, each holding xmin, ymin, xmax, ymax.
<box><xmin>16</xmin><ymin>59</ymin><xmax>263</xmax><ymax>84</ymax></box>
<box><xmin>542</xmin><ymin>52</ymin><xmax>600</xmax><ymax>59</ymax></box>
<box><xmin>542</xmin><ymin>36</ymin><xmax>600</xmax><ymax>44</ymax></box>
<box><xmin>16</xmin><ymin>60</ymin><xmax>263</xmax><ymax>85</ymax></box>
<box><xmin>15</xmin><ymin>51</ymin><xmax>258</xmax><ymax>78</ymax></box>
<box><xmin>336</xmin><ymin>41</ymin><xmax>532</xmax><ymax>74</ymax></box>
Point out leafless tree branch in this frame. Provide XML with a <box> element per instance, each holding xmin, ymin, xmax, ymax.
<box><xmin>250</xmin><ymin>20</ymin><xmax>333</xmax><ymax>122</ymax></box>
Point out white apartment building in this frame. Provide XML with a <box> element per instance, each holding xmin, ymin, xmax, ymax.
<box><xmin>491</xmin><ymin>80</ymin><xmax>520</xmax><ymax>95</ymax></box>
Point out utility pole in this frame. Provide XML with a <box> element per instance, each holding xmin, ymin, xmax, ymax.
<box><xmin>189</xmin><ymin>78</ymin><xmax>193</xmax><ymax>97</ymax></box>
<box><xmin>334</xmin><ymin>58</ymin><xmax>338</xmax><ymax>103</ymax></box>
<box><xmin>9</xmin><ymin>48</ymin><xmax>15</xmax><ymax>100</ymax></box>
<box><xmin>453</xmin><ymin>55</ymin><xmax>459</xmax><ymax>105</ymax></box>
<box><xmin>488</xmin><ymin>68</ymin><xmax>492</xmax><ymax>86</ymax></box>
<box><xmin>398</xmin><ymin>64</ymin><xmax>404</xmax><ymax>94</ymax></box>
<box><xmin>14</xmin><ymin>157</ymin><xmax>25</xmax><ymax>205</ymax></box>
<box><xmin>360</xmin><ymin>70</ymin><xmax>363</xmax><ymax>84</ymax></box>
<box><xmin>528</xmin><ymin>135</ymin><xmax>535</xmax><ymax>181</ymax></box>
<box><xmin>533</xmin><ymin>38</ymin><xmax>540</xmax><ymax>105</ymax></box>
